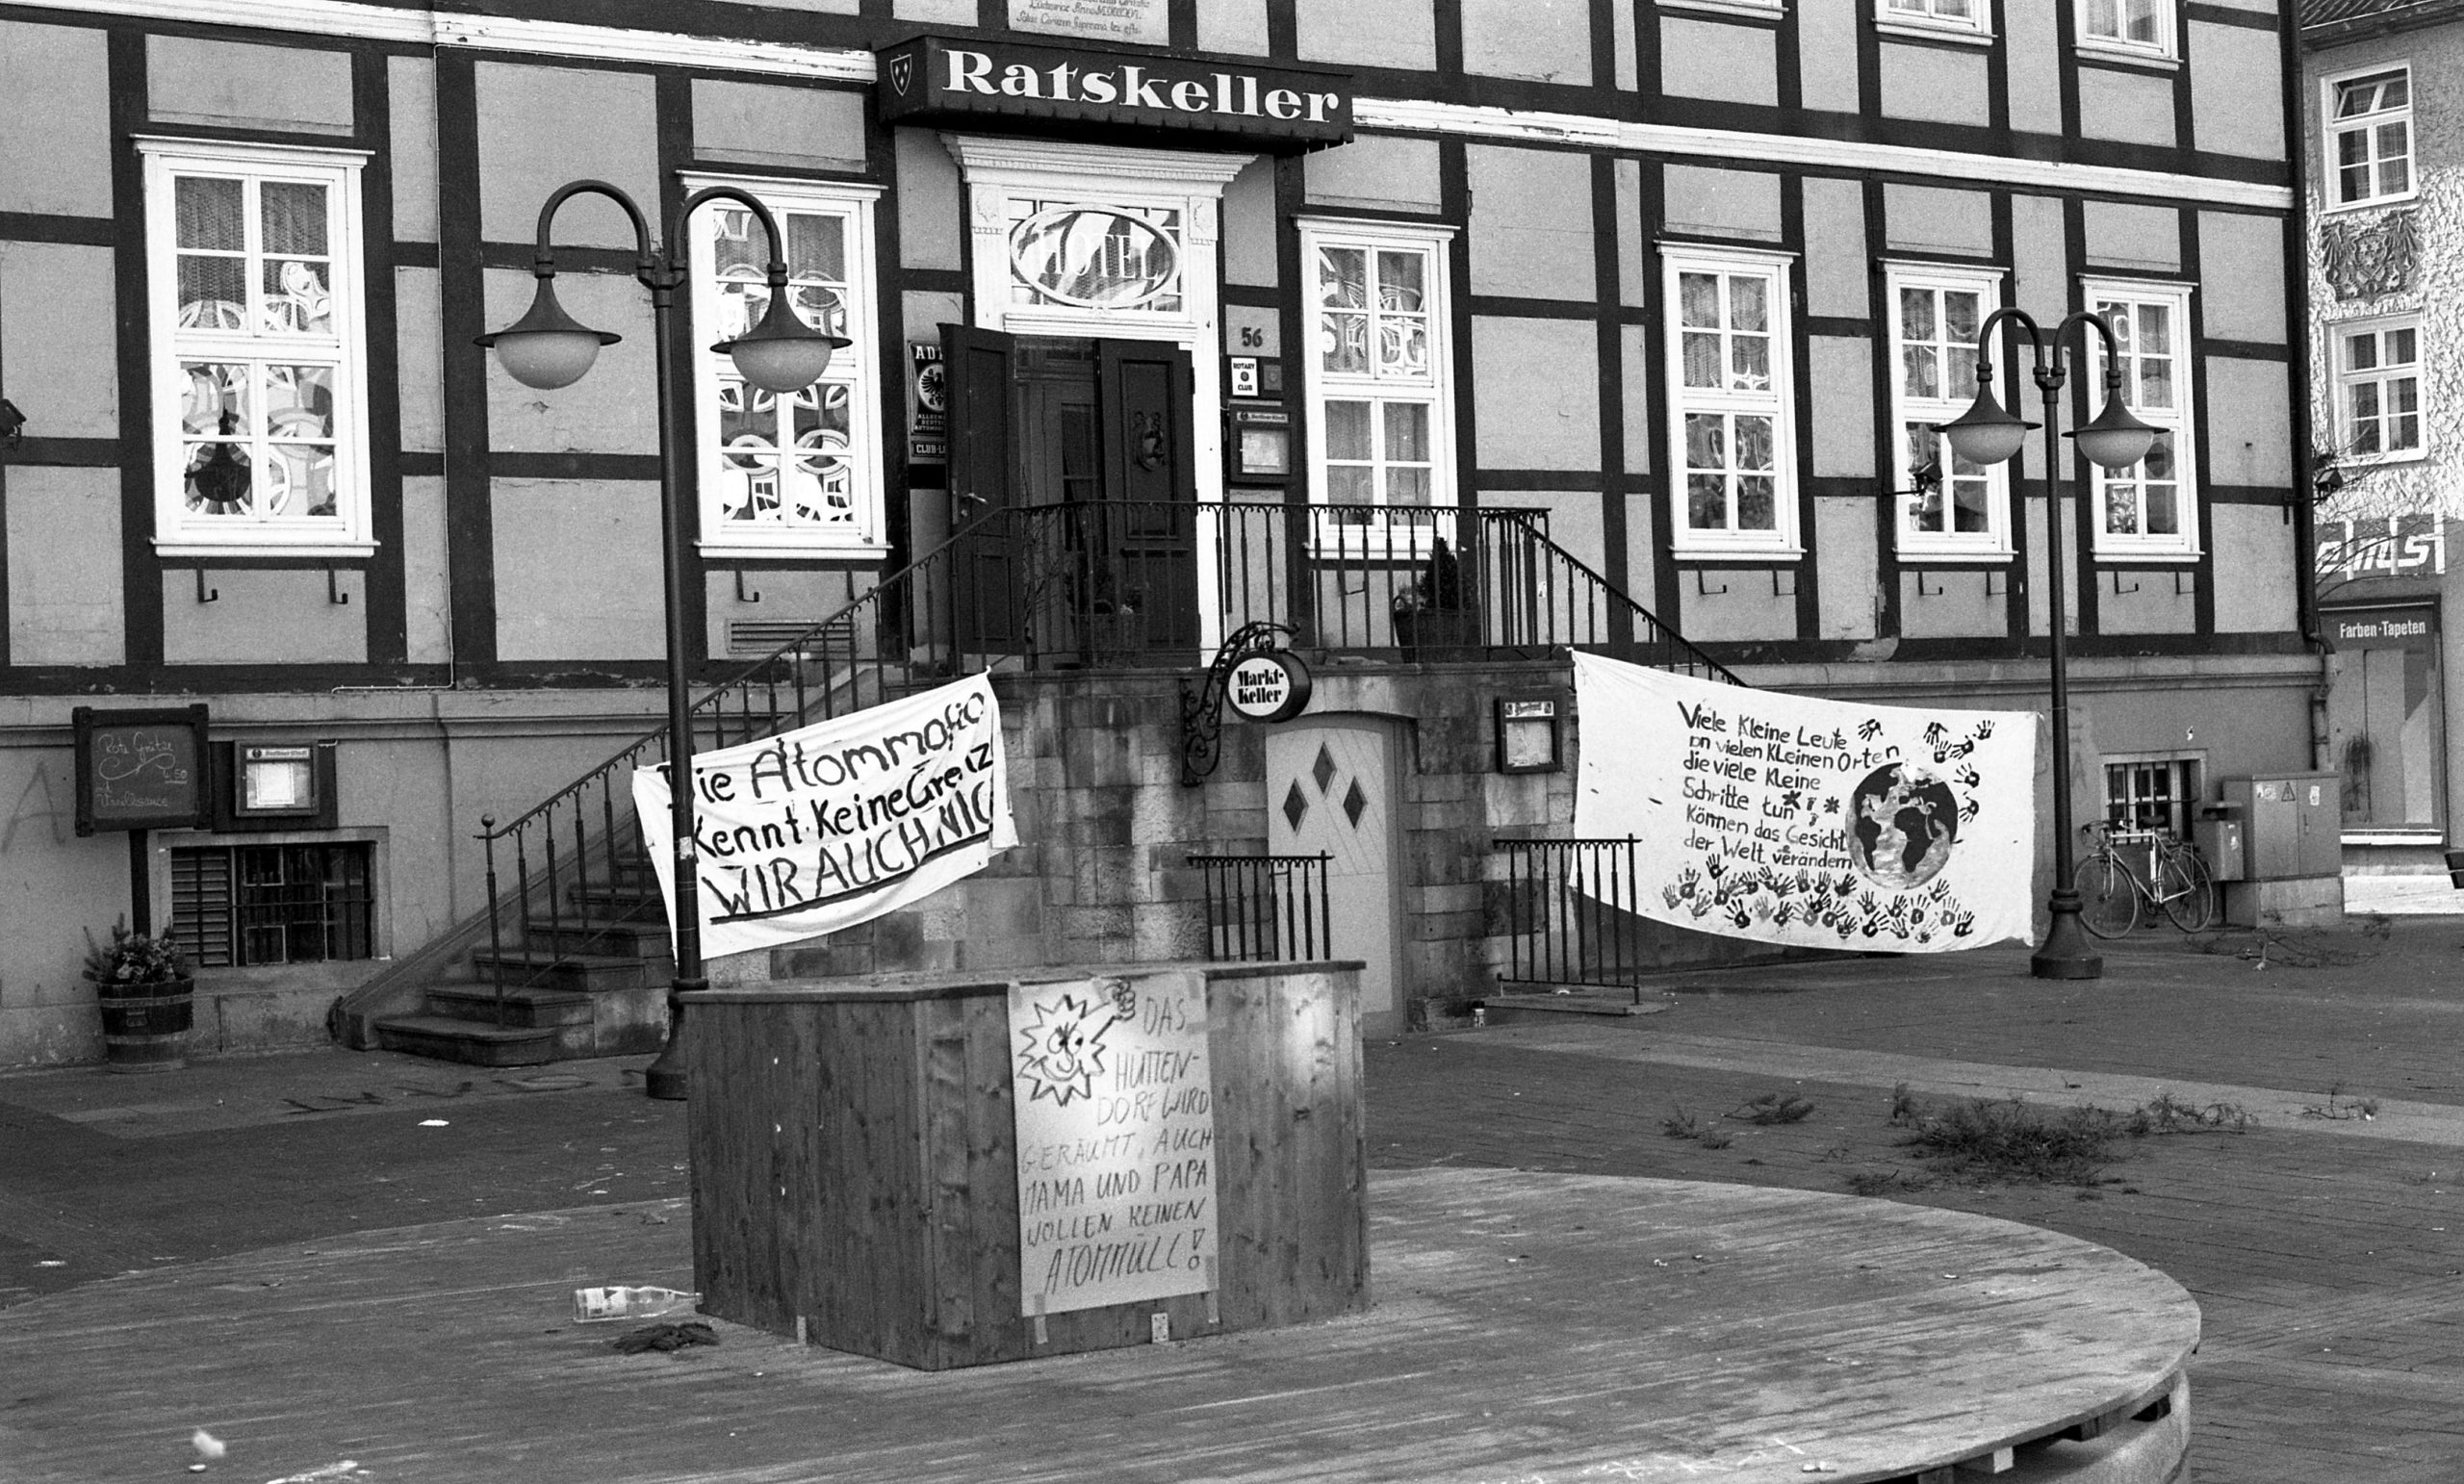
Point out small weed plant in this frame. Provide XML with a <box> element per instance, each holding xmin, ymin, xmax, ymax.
<box><xmin>1863</xmin><ymin>1083</ymin><xmax>2255</xmax><ymax>1192</ymax></box>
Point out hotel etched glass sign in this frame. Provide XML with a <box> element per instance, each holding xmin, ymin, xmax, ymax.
<box><xmin>877</xmin><ymin>36</ymin><xmax>1351</xmax><ymax>152</ymax></box>
<box><xmin>1009</xmin><ymin>201</ymin><xmax>1182</xmax><ymax>313</ymax></box>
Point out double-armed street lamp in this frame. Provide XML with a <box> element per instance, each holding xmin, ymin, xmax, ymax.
<box><xmin>1934</xmin><ymin>308</ymin><xmax>2158</xmax><ymax>982</ymax></box>
<box><xmin>479</xmin><ymin>180</ymin><xmax>848</xmax><ymax>1099</ymax></box>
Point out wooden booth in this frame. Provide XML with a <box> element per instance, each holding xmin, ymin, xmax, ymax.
<box><xmin>681</xmin><ymin>960</ymin><xmax>1364</xmax><ymax>1369</ymax></box>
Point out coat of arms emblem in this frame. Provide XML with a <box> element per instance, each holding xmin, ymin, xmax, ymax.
<box><xmin>887</xmin><ymin>52</ymin><xmax>913</xmax><ymax>95</ymax></box>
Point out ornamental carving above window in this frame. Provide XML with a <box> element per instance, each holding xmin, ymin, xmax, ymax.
<box><xmin>2322</xmin><ymin>213</ymin><xmax>2419</xmax><ymax>302</ymax></box>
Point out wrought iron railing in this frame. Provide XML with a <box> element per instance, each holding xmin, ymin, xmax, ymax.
<box><xmin>386</xmin><ymin>499</ymin><xmax>1737</xmax><ymax>1031</ymax></box>
<box><xmin>1492</xmin><ymin>837</ymin><xmax>1655</xmax><ymax>1002</ymax></box>
<box><xmin>1188</xmin><ymin>853</ymin><xmax>1333</xmax><ymax>963</ymax></box>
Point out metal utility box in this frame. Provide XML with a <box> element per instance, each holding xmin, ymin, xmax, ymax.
<box><xmin>2218</xmin><ymin>773</ymin><xmax>2341</xmax><ymax>880</ymax></box>
<box><xmin>2194</xmin><ymin>808</ymin><xmax>2246</xmax><ymax>883</ymax></box>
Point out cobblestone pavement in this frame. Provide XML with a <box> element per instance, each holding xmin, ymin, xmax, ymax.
<box><xmin>4</xmin><ymin>914</ymin><xmax>2462</xmax><ymax>1479</ymax></box>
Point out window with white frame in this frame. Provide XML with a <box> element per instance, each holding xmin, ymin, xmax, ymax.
<box><xmin>2326</xmin><ymin>66</ymin><xmax>2413</xmax><ymax>211</ymax></box>
<box><xmin>2085</xmin><ymin>280</ymin><xmax>2197</xmax><ymax>557</ymax></box>
<box><xmin>1300</xmin><ymin>219</ymin><xmax>1454</xmax><ymax>533</ymax></box>
<box><xmin>2335</xmin><ymin>317</ymin><xmax>2423</xmax><ymax>461</ymax></box>
<box><xmin>1664</xmin><ymin>246</ymin><xmax>1798</xmax><ymax>555</ymax></box>
<box><xmin>1881</xmin><ymin>0</ymin><xmax>1989</xmax><ymax>35</ymax></box>
<box><xmin>1887</xmin><ymin>266</ymin><xmax>2008</xmax><ymax>555</ymax></box>
<box><xmin>2076</xmin><ymin>0</ymin><xmax>2173</xmax><ymax>59</ymax></box>
<box><xmin>687</xmin><ymin>176</ymin><xmax>886</xmax><ymax>557</ymax></box>
<box><xmin>142</xmin><ymin>139</ymin><xmax>372</xmax><ymax>557</ymax></box>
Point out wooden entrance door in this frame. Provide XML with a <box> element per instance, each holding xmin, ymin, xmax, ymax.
<box><xmin>1267</xmin><ymin>719</ymin><xmax>1403</xmax><ymax>1036</ymax></box>
<box><xmin>942</xmin><ymin>322</ymin><xmax>1017</xmax><ymax>652</ymax></box>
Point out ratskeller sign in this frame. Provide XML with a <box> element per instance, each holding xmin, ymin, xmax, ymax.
<box><xmin>877</xmin><ymin>35</ymin><xmax>1353</xmax><ymax>151</ymax></box>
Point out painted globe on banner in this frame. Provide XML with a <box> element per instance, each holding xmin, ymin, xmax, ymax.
<box><xmin>1847</xmin><ymin>762</ymin><xmax>1960</xmax><ymax>890</ymax></box>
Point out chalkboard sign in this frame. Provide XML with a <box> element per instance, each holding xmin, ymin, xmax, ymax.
<box><xmin>74</xmin><ymin>705</ymin><xmax>210</xmax><ymax>835</ymax></box>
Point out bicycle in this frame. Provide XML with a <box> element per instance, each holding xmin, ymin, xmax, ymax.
<box><xmin>2073</xmin><ymin>821</ymin><xmax>2217</xmax><ymax>937</ymax></box>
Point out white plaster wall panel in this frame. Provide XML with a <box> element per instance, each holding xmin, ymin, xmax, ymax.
<box><xmin>395</xmin><ymin>267</ymin><xmax>445</xmax><ymax>453</ymax></box>
<box><xmin>2009</xmin><ymin>195</ymin><xmax>2071</xmax><ymax>487</ymax></box>
<box><xmin>1621</xmin><ymin>323</ymin><xmax>1653</xmax><ymax>475</ymax></box>
<box><xmin>2096</xmin><ymin>574</ymin><xmax>2194</xmax><ymax>635</ymax></box>
<box><xmin>1304</xmin><ymin>135</ymin><xmax>1443</xmax><ymax>213</ymax></box>
<box><xmin>0</xmin><ymin>22</ymin><xmax>112</xmax><ymax>217</ymax></box>
<box><xmin>1484</xmin><ymin>488</ymin><xmax>1606</xmax><ymax>574</ymax></box>
<box><xmin>1899</xmin><ymin>571</ymin><xmax>2002</xmax><ymax>639</ymax></box>
<box><xmin>1879</xmin><ymin>43</ymin><xmax>1989</xmax><ymax>127</ymax></box>
<box><xmin>2083</xmin><ymin>200</ymin><xmax>2179</xmax><ymax>272</ymax></box>
<box><xmin>1469</xmin><ymin>145</ymin><xmax>1595</xmax><ymax>300</ymax></box>
<box><xmin>894</xmin><ymin>0</ymin><xmax>975</xmax><ymax>21</ymax></box>
<box><xmin>1624</xmin><ymin>489</ymin><xmax>1659</xmax><ymax>613</ymax></box>
<box><xmin>482</xmin><ymin>269</ymin><xmax>658</xmax><ymax>454</ymax></box>
<box><xmin>2210</xmin><ymin>507</ymin><xmax>2295</xmax><ymax>632</ymax></box>
<box><xmin>1613</xmin><ymin>0</ymin><xmax>1638</xmax><ymax>91</ymax></box>
<box><xmin>160</xmin><ymin>570</ymin><xmax>369</xmax><ymax>664</ymax></box>
<box><xmin>1615</xmin><ymin>159</ymin><xmax>1648</xmax><ymax>308</ymax></box>
<box><xmin>1681</xmin><ymin>573</ymin><xmax>1796</xmax><ymax>642</ymax></box>
<box><xmin>1814</xmin><ymin>496</ymin><xmax>1878</xmax><ymax>640</ymax></box>
<box><xmin>492</xmin><ymin>478</ymin><xmax>664</xmax><ymax>660</ymax></box>
<box><xmin>1664</xmin><ymin>166</ymin><xmax>1782</xmax><ymax>243</ymax></box>
<box><xmin>1474</xmin><ymin>317</ymin><xmax>1601</xmax><ymax>470</ymax></box>
<box><xmin>1884</xmin><ymin>184</ymin><xmax>1992</xmax><ymax>256</ymax></box>
<box><xmin>895</xmin><ymin>128</ymin><xmax>963</xmax><ymax>270</ymax></box>
<box><xmin>1803</xmin><ymin>178</ymin><xmax>1868</xmax><ymax>318</ymax></box>
<box><xmin>1461</xmin><ymin>0</ymin><xmax>1590</xmax><ymax>84</ymax></box>
<box><xmin>2198</xmin><ymin>211</ymin><xmax>2286</xmax><ymax>344</ymax></box>
<box><xmin>1797</xmin><ymin>1</ymin><xmax>1862</xmax><ymax>115</ymax></box>
<box><xmin>400</xmin><ymin>474</ymin><xmax>451</xmax><ymax>664</ymax></box>
<box><xmin>1661</xmin><ymin>19</ymin><xmax>1778</xmax><ymax>107</ymax></box>
<box><xmin>0</xmin><ymin>243</ymin><xmax>118</xmax><ymax>439</ymax></box>
<box><xmin>2022</xmin><ymin>496</ymin><xmax>2083</xmax><ymax>635</ymax></box>
<box><xmin>1296</xmin><ymin>0</ymin><xmax>1437</xmax><ymax>69</ymax></box>
<box><xmin>1222</xmin><ymin>158</ymin><xmax>1279</xmax><ymax>288</ymax></box>
<box><xmin>1198</xmin><ymin>0</ymin><xmax>1271</xmax><ymax>55</ymax></box>
<box><xmin>2204</xmin><ymin>357</ymin><xmax>2296</xmax><ymax>490</ymax></box>
<box><xmin>389</xmin><ymin>57</ymin><xmax>440</xmax><ymax>243</ymax></box>
<box><xmin>475</xmin><ymin>64</ymin><xmax>658</xmax><ymax>249</ymax></box>
<box><xmin>693</xmin><ymin>81</ymin><xmax>867</xmax><ymax>171</ymax></box>
<box><xmin>2079</xmin><ymin>68</ymin><xmax>2176</xmax><ymax>149</ymax></box>
<box><xmin>1810</xmin><ymin>337</ymin><xmax>1877</xmax><ymax>479</ymax></box>
<box><xmin>149</xmin><ymin>37</ymin><xmax>354</xmax><ymax>134</ymax></box>
<box><xmin>2004</xmin><ymin>1</ymin><xmax>2065</xmax><ymax>135</ymax></box>
<box><xmin>2190</xmin><ymin>23</ymin><xmax>2286</xmax><ymax>162</ymax></box>
<box><xmin>5</xmin><ymin>467</ymin><xmax>122</xmax><ymax>666</ymax></box>
<box><xmin>743</xmin><ymin>0</ymin><xmax>861</xmax><ymax>12</ymax></box>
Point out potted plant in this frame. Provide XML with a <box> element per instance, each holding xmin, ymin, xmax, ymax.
<box><xmin>1391</xmin><ymin>536</ymin><xmax>1477</xmax><ymax>657</ymax></box>
<box><xmin>82</xmin><ymin>917</ymin><xmax>196</xmax><ymax>1072</ymax></box>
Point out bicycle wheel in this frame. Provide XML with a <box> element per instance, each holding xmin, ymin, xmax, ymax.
<box><xmin>2074</xmin><ymin>856</ymin><xmax>2140</xmax><ymax>938</ymax></box>
<box><xmin>2160</xmin><ymin>845</ymin><xmax>2218</xmax><ymax>933</ymax></box>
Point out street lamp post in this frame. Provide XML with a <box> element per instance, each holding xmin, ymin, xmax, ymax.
<box><xmin>1935</xmin><ymin>308</ymin><xmax>2158</xmax><ymax>982</ymax></box>
<box><xmin>478</xmin><ymin>180</ymin><xmax>846</xmax><ymax>1099</ymax></box>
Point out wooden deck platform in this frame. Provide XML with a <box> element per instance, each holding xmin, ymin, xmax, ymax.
<box><xmin>0</xmin><ymin>1169</ymin><xmax>2195</xmax><ymax>1484</ymax></box>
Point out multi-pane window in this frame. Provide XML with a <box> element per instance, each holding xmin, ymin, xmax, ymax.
<box><xmin>142</xmin><ymin>140</ymin><xmax>371</xmax><ymax>556</ymax></box>
<box><xmin>1664</xmin><ymin>247</ymin><xmax>1798</xmax><ymax>554</ymax></box>
<box><xmin>2327</xmin><ymin>67</ymin><xmax>2413</xmax><ymax>210</ymax></box>
<box><xmin>687</xmin><ymin>177</ymin><xmax>885</xmax><ymax>556</ymax></box>
<box><xmin>170</xmin><ymin>842</ymin><xmax>375</xmax><ymax>968</ymax></box>
<box><xmin>2106</xmin><ymin>757</ymin><xmax>2199</xmax><ymax>838</ymax></box>
<box><xmin>1300</xmin><ymin>219</ymin><xmax>1454</xmax><ymax>531</ymax></box>
<box><xmin>1888</xmin><ymin>267</ymin><xmax>2007</xmax><ymax>555</ymax></box>
<box><xmin>2086</xmin><ymin>281</ymin><xmax>2197</xmax><ymax>557</ymax></box>
<box><xmin>2336</xmin><ymin>319</ymin><xmax>2422</xmax><ymax>460</ymax></box>
<box><xmin>1882</xmin><ymin>0</ymin><xmax>1987</xmax><ymax>32</ymax></box>
<box><xmin>2078</xmin><ymin>0</ymin><xmax>2173</xmax><ymax>58</ymax></box>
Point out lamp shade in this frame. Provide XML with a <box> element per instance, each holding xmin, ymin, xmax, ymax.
<box><xmin>1934</xmin><ymin>382</ymin><xmax>2037</xmax><ymax>467</ymax></box>
<box><xmin>476</xmin><ymin>277</ymin><xmax>621</xmax><ymax>390</ymax></box>
<box><xmin>2066</xmin><ymin>396</ymin><xmax>2161</xmax><ymax>471</ymax></box>
<box><xmin>715</xmin><ymin>289</ymin><xmax>848</xmax><ymax>395</ymax></box>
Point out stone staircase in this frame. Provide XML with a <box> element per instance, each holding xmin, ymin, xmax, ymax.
<box><xmin>372</xmin><ymin>865</ymin><xmax>675</xmax><ymax>1066</ymax></box>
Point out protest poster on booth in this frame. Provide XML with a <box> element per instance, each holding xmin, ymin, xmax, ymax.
<box><xmin>1570</xmin><ymin>652</ymin><xmax>2038</xmax><ymax>952</ymax></box>
<box><xmin>631</xmin><ymin>674</ymin><xmax>1015</xmax><ymax>958</ymax></box>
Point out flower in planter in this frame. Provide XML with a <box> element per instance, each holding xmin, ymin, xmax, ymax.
<box><xmin>1391</xmin><ymin>536</ymin><xmax>1466</xmax><ymax>617</ymax></box>
<box><xmin>81</xmin><ymin>917</ymin><xmax>194</xmax><ymax>989</ymax></box>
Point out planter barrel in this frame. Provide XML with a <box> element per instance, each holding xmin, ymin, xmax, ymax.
<box><xmin>97</xmin><ymin>977</ymin><xmax>194</xmax><ymax>1072</ymax></box>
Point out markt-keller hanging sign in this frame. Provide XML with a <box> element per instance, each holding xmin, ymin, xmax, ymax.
<box><xmin>1008</xmin><ymin>970</ymin><xmax>1218</xmax><ymax>1317</ymax></box>
<box><xmin>1569</xmin><ymin>652</ymin><xmax>2038</xmax><ymax>952</ymax></box>
<box><xmin>631</xmin><ymin>674</ymin><xmax>1015</xmax><ymax>958</ymax></box>
<box><xmin>876</xmin><ymin>34</ymin><xmax>1353</xmax><ymax>152</ymax></box>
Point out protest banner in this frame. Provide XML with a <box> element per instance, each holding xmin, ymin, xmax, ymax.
<box><xmin>1009</xmin><ymin>971</ymin><xmax>1218</xmax><ymax>1316</ymax></box>
<box><xmin>631</xmin><ymin>674</ymin><xmax>1015</xmax><ymax>958</ymax></box>
<box><xmin>1570</xmin><ymin>652</ymin><xmax>2038</xmax><ymax>951</ymax></box>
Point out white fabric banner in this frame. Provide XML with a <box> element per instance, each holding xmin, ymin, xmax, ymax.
<box><xmin>631</xmin><ymin>674</ymin><xmax>1016</xmax><ymax>959</ymax></box>
<box><xmin>1570</xmin><ymin>652</ymin><xmax>2038</xmax><ymax>952</ymax></box>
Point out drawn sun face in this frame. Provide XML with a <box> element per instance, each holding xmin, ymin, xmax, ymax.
<box><xmin>1015</xmin><ymin>991</ymin><xmax>1120</xmax><ymax>1107</ymax></box>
